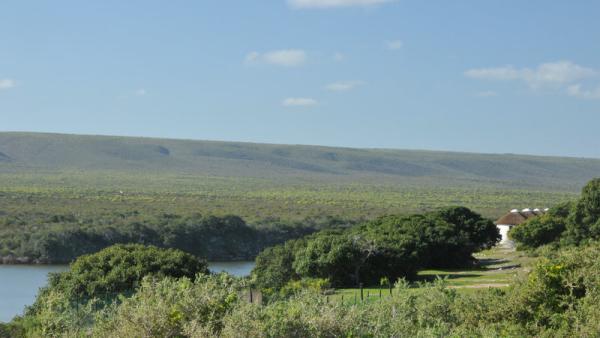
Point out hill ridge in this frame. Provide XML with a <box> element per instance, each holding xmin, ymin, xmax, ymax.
<box><xmin>1</xmin><ymin>131</ymin><xmax>599</xmax><ymax>191</ymax></box>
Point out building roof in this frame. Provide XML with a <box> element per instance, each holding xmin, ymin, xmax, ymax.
<box><xmin>495</xmin><ymin>208</ymin><xmax>546</xmax><ymax>225</ymax></box>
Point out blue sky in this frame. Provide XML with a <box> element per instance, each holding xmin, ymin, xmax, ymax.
<box><xmin>1</xmin><ymin>0</ymin><xmax>599</xmax><ymax>157</ymax></box>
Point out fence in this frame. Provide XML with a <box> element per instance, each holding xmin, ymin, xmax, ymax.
<box><xmin>327</xmin><ymin>283</ymin><xmax>395</xmax><ymax>305</ymax></box>
<box><xmin>66</xmin><ymin>284</ymin><xmax>388</xmax><ymax>312</ymax></box>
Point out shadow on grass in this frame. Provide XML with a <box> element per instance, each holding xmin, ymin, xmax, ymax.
<box><xmin>416</xmin><ymin>273</ymin><xmax>483</xmax><ymax>282</ymax></box>
<box><xmin>477</xmin><ymin>258</ymin><xmax>508</xmax><ymax>266</ymax></box>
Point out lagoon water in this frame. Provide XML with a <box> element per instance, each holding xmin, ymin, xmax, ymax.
<box><xmin>0</xmin><ymin>261</ymin><xmax>255</xmax><ymax>323</ymax></box>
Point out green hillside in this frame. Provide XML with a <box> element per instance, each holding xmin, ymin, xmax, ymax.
<box><xmin>0</xmin><ymin>131</ymin><xmax>596</xmax><ymax>220</ymax></box>
<box><xmin>1</xmin><ymin>132</ymin><xmax>599</xmax><ymax>190</ymax></box>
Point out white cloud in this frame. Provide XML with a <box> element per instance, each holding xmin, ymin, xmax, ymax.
<box><xmin>288</xmin><ymin>0</ymin><xmax>394</xmax><ymax>9</ymax></box>
<box><xmin>282</xmin><ymin>97</ymin><xmax>318</xmax><ymax>106</ymax></box>
<box><xmin>135</xmin><ymin>88</ymin><xmax>147</xmax><ymax>96</ymax></box>
<box><xmin>325</xmin><ymin>80</ymin><xmax>364</xmax><ymax>91</ymax></box>
<box><xmin>465</xmin><ymin>66</ymin><xmax>521</xmax><ymax>81</ymax></box>
<box><xmin>245</xmin><ymin>49</ymin><xmax>307</xmax><ymax>67</ymax></box>
<box><xmin>0</xmin><ymin>79</ymin><xmax>15</xmax><ymax>90</ymax></box>
<box><xmin>567</xmin><ymin>84</ymin><xmax>600</xmax><ymax>100</ymax></box>
<box><xmin>264</xmin><ymin>50</ymin><xmax>306</xmax><ymax>67</ymax></box>
<box><xmin>465</xmin><ymin>61</ymin><xmax>597</xmax><ymax>88</ymax></box>
<box><xmin>385</xmin><ymin>40</ymin><xmax>403</xmax><ymax>50</ymax></box>
<box><xmin>332</xmin><ymin>52</ymin><xmax>345</xmax><ymax>62</ymax></box>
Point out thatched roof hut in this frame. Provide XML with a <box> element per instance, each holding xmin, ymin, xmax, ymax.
<box><xmin>495</xmin><ymin>208</ymin><xmax>547</xmax><ymax>244</ymax></box>
<box><xmin>495</xmin><ymin>208</ymin><xmax>545</xmax><ymax>226</ymax></box>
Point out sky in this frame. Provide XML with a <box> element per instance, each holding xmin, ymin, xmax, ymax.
<box><xmin>1</xmin><ymin>0</ymin><xmax>599</xmax><ymax>158</ymax></box>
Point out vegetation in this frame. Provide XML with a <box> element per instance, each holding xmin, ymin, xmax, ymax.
<box><xmin>0</xmin><ymin>213</ymin><xmax>321</xmax><ymax>263</ymax></box>
<box><xmin>3</xmin><ymin>133</ymin><xmax>600</xmax><ymax>336</ymax></box>
<box><xmin>1</xmin><ymin>132</ymin><xmax>599</xmax><ymax>193</ymax></box>
<box><xmin>36</xmin><ymin>244</ymin><xmax>208</xmax><ymax>300</ymax></box>
<box><xmin>511</xmin><ymin>178</ymin><xmax>600</xmax><ymax>249</ymax></box>
<box><xmin>0</xmin><ymin>134</ymin><xmax>584</xmax><ymax>266</ymax></box>
<box><xmin>3</xmin><ymin>177</ymin><xmax>600</xmax><ymax>336</ymax></box>
<box><xmin>510</xmin><ymin>202</ymin><xmax>571</xmax><ymax>248</ymax></box>
<box><xmin>252</xmin><ymin>206</ymin><xmax>499</xmax><ymax>289</ymax></box>
<box><xmin>4</xmin><ymin>240</ymin><xmax>600</xmax><ymax>337</ymax></box>
<box><xmin>0</xmin><ymin>131</ymin><xmax>587</xmax><ymax>225</ymax></box>
<box><xmin>12</xmin><ymin>245</ymin><xmax>211</xmax><ymax>337</ymax></box>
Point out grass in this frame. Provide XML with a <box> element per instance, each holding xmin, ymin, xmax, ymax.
<box><xmin>332</xmin><ymin>244</ymin><xmax>534</xmax><ymax>303</ymax></box>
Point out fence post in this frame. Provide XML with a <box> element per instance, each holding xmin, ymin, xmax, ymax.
<box><xmin>379</xmin><ymin>287</ymin><xmax>382</xmax><ymax>299</ymax></box>
<box><xmin>360</xmin><ymin>283</ymin><xmax>364</xmax><ymax>302</ymax></box>
<box><xmin>249</xmin><ymin>288</ymin><xmax>253</xmax><ymax>304</ymax></box>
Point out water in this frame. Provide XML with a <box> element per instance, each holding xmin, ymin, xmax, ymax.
<box><xmin>0</xmin><ymin>265</ymin><xmax>69</xmax><ymax>323</ymax></box>
<box><xmin>208</xmin><ymin>261</ymin><xmax>255</xmax><ymax>277</ymax></box>
<box><xmin>0</xmin><ymin>261</ymin><xmax>255</xmax><ymax>323</ymax></box>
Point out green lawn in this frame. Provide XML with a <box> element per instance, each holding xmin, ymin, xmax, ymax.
<box><xmin>331</xmin><ymin>245</ymin><xmax>534</xmax><ymax>303</ymax></box>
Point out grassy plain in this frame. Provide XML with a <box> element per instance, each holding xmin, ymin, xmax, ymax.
<box><xmin>1</xmin><ymin>131</ymin><xmax>594</xmax><ymax>222</ymax></box>
<box><xmin>0</xmin><ymin>171</ymin><xmax>577</xmax><ymax>222</ymax></box>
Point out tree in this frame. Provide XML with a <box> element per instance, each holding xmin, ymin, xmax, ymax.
<box><xmin>292</xmin><ymin>232</ymin><xmax>362</xmax><ymax>287</ymax></box>
<box><xmin>563</xmin><ymin>178</ymin><xmax>600</xmax><ymax>245</ymax></box>
<box><xmin>253</xmin><ymin>240</ymin><xmax>303</xmax><ymax>289</ymax></box>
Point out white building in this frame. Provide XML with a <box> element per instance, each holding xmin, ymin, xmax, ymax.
<box><xmin>494</xmin><ymin>208</ymin><xmax>546</xmax><ymax>244</ymax></box>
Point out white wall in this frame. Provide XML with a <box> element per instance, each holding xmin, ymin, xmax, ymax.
<box><xmin>497</xmin><ymin>224</ymin><xmax>512</xmax><ymax>243</ymax></box>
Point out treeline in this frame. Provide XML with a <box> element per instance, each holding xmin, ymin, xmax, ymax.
<box><xmin>253</xmin><ymin>206</ymin><xmax>499</xmax><ymax>289</ymax></box>
<box><xmin>0</xmin><ymin>213</ymin><xmax>351</xmax><ymax>263</ymax></box>
<box><xmin>4</xmin><ymin>239</ymin><xmax>600</xmax><ymax>337</ymax></box>
<box><xmin>510</xmin><ymin>178</ymin><xmax>600</xmax><ymax>249</ymax></box>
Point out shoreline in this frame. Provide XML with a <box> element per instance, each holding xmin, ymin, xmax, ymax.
<box><xmin>0</xmin><ymin>255</ymin><xmax>256</xmax><ymax>265</ymax></box>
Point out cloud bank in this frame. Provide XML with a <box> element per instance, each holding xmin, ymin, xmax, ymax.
<box><xmin>245</xmin><ymin>49</ymin><xmax>307</xmax><ymax>67</ymax></box>
<box><xmin>465</xmin><ymin>61</ymin><xmax>596</xmax><ymax>88</ymax></box>
<box><xmin>0</xmin><ymin>79</ymin><xmax>15</xmax><ymax>90</ymax></box>
<box><xmin>282</xmin><ymin>97</ymin><xmax>318</xmax><ymax>106</ymax></box>
<box><xmin>466</xmin><ymin>61</ymin><xmax>600</xmax><ymax>99</ymax></box>
<box><xmin>567</xmin><ymin>84</ymin><xmax>600</xmax><ymax>100</ymax></box>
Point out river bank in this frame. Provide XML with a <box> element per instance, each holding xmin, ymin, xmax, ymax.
<box><xmin>0</xmin><ymin>261</ymin><xmax>256</xmax><ymax>323</ymax></box>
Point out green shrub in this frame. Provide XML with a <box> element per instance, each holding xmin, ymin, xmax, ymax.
<box><xmin>92</xmin><ymin>274</ymin><xmax>243</xmax><ymax>337</ymax></box>
<box><xmin>510</xmin><ymin>203</ymin><xmax>571</xmax><ymax>248</ymax></box>
<box><xmin>38</xmin><ymin>244</ymin><xmax>208</xmax><ymax>300</ymax></box>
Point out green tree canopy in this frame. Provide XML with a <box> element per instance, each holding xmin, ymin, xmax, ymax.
<box><xmin>564</xmin><ymin>178</ymin><xmax>600</xmax><ymax>245</ymax></box>
<box><xmin>42</xmin><ymin>244</ymin><xmax>208</xmax><ymax>300</ymax></box>
<box><xmin>253</xmin><ymin>207</ymin><xmax>498</xmax><ymax>288</ymax></box>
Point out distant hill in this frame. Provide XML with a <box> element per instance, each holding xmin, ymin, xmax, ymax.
<box><xmin>1</xmin><ymin>132</ymin><xmax>599</xmax><ymax>191</ymax></box>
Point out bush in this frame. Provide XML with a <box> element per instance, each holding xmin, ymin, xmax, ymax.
<box><xmin>37</xmin><ymin>244</ymin><xmax>208</xmax><ymax>300</ymax></box>
<box><xmin>92</xmin><ymin>274</ymin><xmax>243</xmax><ymax>337</ymax></box>
<box><xmin>505</xmin><ymin>242</ymin><xmax>600</xmax><ymax>333</ymax></box>
<box><xmin>510</xmin><ymin>202</ymin><xmax>571</xmax><ymax>248</ymax></box>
